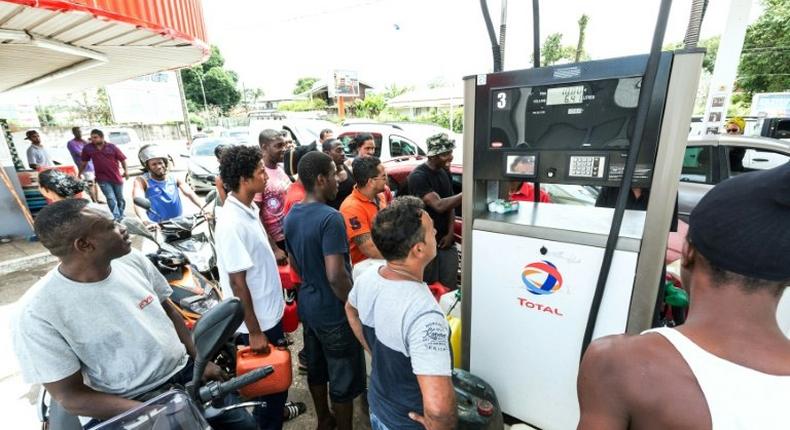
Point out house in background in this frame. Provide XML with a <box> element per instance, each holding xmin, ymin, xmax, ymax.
<box><xmin>388</xmin><ymin>86</ymin><xmax>463</xmax><ymax>119</ymax></box>
<box><xmin>298</xmin><ymin>79</ymin><xmax>375</xmax><ymax>106</ymax></box>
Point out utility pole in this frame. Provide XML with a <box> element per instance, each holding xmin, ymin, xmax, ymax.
<box><xmin>176</xmin><ymin>69</ymin><xmax>193</xmax><ymax>144</ymax></box>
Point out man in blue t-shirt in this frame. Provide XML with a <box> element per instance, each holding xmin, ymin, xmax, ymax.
<box><xmin>346</xmin><ymin>196</ymin><xmax>456</xmax><ymax>430</ymax></box>
<box><xmin>283</xmin><ymin>151</ymin><xmax>366</xmax><ymax>430</ymax></box>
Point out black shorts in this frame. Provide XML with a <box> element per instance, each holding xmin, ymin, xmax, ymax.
<box><xmin>304</xmin><ymin>321</ymin><xmax>366</xmax><ymax>403</ymax></box>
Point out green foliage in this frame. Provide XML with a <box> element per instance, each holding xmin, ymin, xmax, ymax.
<box><xmin>375</xmin><ymin>108</ymin><xmax>409</xmax><ymax>122</ymax></box>
<box><xmin>351</xmin><ymin>94</ymin><xmax>387</xmax><ymax>118</ymax></box>
<box><xmin>415</xmin><ymin>109</ymin><xmax>464</xmax><ymax>133</ymax></box>
<box><xmin>293</xmin><ymin>77</ymin><xmax>319</xmax><ymax>95</ymax></box>
<box><xmin>664</xmin><ymin>36</ymin><xmax>719</xmax><ymax>74</ymax></box>
<box><xmin>278</xmin><ymin>98</ymin><xmax>327</xmax><ymax>112</ymax></box>
<box><xmin>737</xmin><ymin>0</ymin><xmax>790</xmax><ymax>98</ymax></box>
<box><xmin>427</xmin><ymin>77</ymin><xmax>447</xmax><ymax>89</ymax></box>
<box><xmin>575</xmin><ymin>14</ymin><xmax>590</xmax><ymax>63</ymax></box>
<box><xmin>382</xmin><ymin>83</ymin><xmax>413</xmax><ymax>100</ymax></box>
<box><xmin>71</xmin><ymin>89</ymin><xmax>112</xmax><ymax>125</ymax></box>
<box><xmin>189</xmin><ymin>113</ymin><xmax>205</xmax><ymax>127</ymax></box>
<box><xmin>728</xmin><ymin>92</ymin><xmax>752</xmax><ymax>117</ymax></box>
<box><xmin>539</xmin><ymin>32</ymin><xmax>586</xmax><ymax>66</ymax></box>
<box><xmin>35</xmin><ymin>106</ymin><xmax>55</xmax><ymax>126</ymax></box>
<box><xmin>180</xmin><ymin>45</ymin><xmax>241</xmax><ymax>114</ymax></box>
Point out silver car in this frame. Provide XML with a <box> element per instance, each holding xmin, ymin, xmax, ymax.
<box><xmin>185</xmin><ymin>137</ymin><xmax>238</xmax><ymax>193</ymax></box>
<box><xmin>679</xmin><ymin>135</ymin><xmax>790</xmax><ymax>221</ymax></box>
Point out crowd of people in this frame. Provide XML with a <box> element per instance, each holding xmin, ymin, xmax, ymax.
<box><xmin>11</xmin><ymin>123</ymin><xmax>789</xmax><ymax>430</ymax></box>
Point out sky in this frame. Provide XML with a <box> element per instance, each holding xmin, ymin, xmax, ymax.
<box><xmin>202</xmin><ymin>0</ymin><xmax>764</xmax><ymax>97</ymax></box>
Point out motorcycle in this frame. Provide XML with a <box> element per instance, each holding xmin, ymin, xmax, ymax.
<box><xmin>129</xmin><ymin>197</ymin><xmax>222</xmax><ymax>330</ymax></box>
<box><xmin>45</xmin><ymin>298</ymin><xmax>275</xmax><ymax>430</ymax></box>
<box><xmin>132</xmin><ymin>194</ymin><xmax>218</xmax><ymax>277</ymax></box>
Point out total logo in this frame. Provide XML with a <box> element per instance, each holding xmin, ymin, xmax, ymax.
<box><xmin>518</xmin><ymin>260</ymin><xmax>564</xmax><ymax>317</ymax></box>
<box><xmin>521</xmin><ymin>260</ymin><xmax>563</xmax><ymax>295</ymax></box>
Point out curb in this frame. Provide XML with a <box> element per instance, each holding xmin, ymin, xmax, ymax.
<box><xmin>0</xmin><ymin>252</ymin><xmax>57</xmax><ymax>276</ymax></box>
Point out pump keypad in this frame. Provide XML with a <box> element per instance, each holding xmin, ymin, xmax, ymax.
<box><xmin>568</xmin><ymin>156</ymin><xmax>606</xmax><ymax>179</ymax></box>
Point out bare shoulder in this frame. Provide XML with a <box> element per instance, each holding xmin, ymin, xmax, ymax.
<box><xmin>581</xmin><ymin>333</ymin><xmax>680</xmax><ymax>394</ymax></box>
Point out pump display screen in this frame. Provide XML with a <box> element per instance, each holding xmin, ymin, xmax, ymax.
<box><xmin>546</xmin><ymin>85</ymin><xmax>584</xmax><ymax>105</ymax></box>
<box><xmin>472</xmin><ymin>53</ymin><xmax>673</xmax><ymax>186</ymax></box>
<box><xmin>504</xmin><ymin>154</ymin><xmax>537</xmax><ymax>177</ymax></box>
<box><xmin>489</xmin><ymin>78</ymin><xmax>641</xmax><ymax>151</ymax></box>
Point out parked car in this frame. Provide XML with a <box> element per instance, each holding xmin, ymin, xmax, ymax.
<box><xmin>249</xmin><ymin>118</ymin><xmax>336</xmax><ymax>147</ymax></box>
<box><xmin>184</xmin><ymin>137</ymin><xmax>239</xmax><ymax>192</ymax></box>
<box><xmin>337</xmin><ymin>123</ymin><xmax>426</xmax><ymax>162</ymax></box>
<box><xmin>679</xmin><ymin>134</ymin><xmax>789</xmax><ymax>220</ymax></box>
<box><xmin>104</xmin><ymin>127</ymin><xmax>143</xmax><ymax>169</ymax></box>
<box><xmin>219</xmin><ymin>127</ymin><xmax>250</xmax><ymax>143</ymax></box>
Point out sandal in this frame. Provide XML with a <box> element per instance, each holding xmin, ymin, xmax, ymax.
<box><xmin>283</xmin><ymin>401</ymin><xmax>307</xmax><ymax>421</ymax></box>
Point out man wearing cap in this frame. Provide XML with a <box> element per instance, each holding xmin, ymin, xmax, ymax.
<box><xmin>407</xmin><ymin>133</ymin><xmax>462</xmax><ymax>289</ymax></box>
<box><xmin>577</xmin><ymin>163</ymin><xmax>790</xmax><ymax>429</ymax></box>
<box><xmin>25</xmin><ymin>130</ymin><xmax>53</xmax><ymax>170</ymax></box>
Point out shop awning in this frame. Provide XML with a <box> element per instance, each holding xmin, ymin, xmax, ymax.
<box><xmin>0</xmin><ymin>0</ymin><xmax>209</xmax><ymax>95</ymax></box>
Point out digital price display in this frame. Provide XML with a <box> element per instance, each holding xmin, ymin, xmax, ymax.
<box><xmin>546</xmin><ymin>85</ymin><xmax>584</xmax><ymax>105</ymax></box>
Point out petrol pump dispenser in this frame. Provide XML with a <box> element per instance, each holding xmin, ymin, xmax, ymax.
<box><xmin>459</xmin><ymin>6</ymin><xmax>705</xmax><ymax>428</ymax></box>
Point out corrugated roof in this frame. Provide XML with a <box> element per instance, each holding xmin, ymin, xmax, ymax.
<box><xmin>0</xmin><ymin>0</ymin><xmax>208</xmax><ymax>95</ymax></box>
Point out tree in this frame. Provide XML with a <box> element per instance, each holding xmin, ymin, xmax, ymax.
<box><xmin>382</xmin><ymin>83</ymin><xmax>412</xmax><ymax>100</ymax></box>
<box><xmin>538</xmin><ymin>33</ymin><xmax>583</xmax><ymax>66</ymax></box>
<box><xmin>664</xmin><ymin>36</ymin><xmax>719</xmax><ymax>74</ymax></box>
<box><xmin>180</xmin><ymin>45</ymin><xmax>242</xmax><ymax>114</ymax></box>
<box><xmin>737</xmin><ymin>0</ymin><xmax>790</xmax><ymax>98</ymax></box>
<box><xmin>575</xmin><ymin>15</ymin><xmax>590</xmax><ymax>63</ymax></box>
<box><xmin>293</xmin><ymin>77</ymin><xmax>319</xmax><ymax>95</ymax></box>
<box><xmin>427</xmin><ymin>76</ymin><xmax>447</xmax><ymax>89</ymax></box>
<box><xmin>351</xmin><ymin>94</ymin><xmax>387</xmax><ymax>118</ymax></box>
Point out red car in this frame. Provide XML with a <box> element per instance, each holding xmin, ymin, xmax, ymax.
<box><xmin>383</xmin><ymin>155</ymin><xmax>464</xmax><ymax>243</ymax></box>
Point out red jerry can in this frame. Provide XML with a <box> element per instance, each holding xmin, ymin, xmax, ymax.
<box><xmin>428</xmin><ymin>282</ymin><xmax>450</xmax><ymax>303</ymax></box>
<box><xmin>282</xmin><ymin>300</ymin><xmax>300</xmax><ymax>333</ymax></box>
<box><xmin>237</xmin><ymin>346</ymin><xmax>292</xmax><ymax>398</ymax></box>
<box><xmin>279</xmin><ymin>265</ymin><xmax>295</xmax><ymax>291</ymax></box>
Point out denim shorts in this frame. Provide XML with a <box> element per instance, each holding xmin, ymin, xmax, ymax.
<box><xmin>304</xmin><ymin>321</ymin><xmax>366</xmax><ymax>403</ymax></box>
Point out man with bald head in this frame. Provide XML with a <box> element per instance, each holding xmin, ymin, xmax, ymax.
<box><xmin>577</xmin><ymin>163</ymin><xmax>790</xmax><ymax>429</ymax></box>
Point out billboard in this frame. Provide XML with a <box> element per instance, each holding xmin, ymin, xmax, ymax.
<box><xmin>329</xmin><ymin>70</ymin><xmax>359</xmax><ymax>98</ymax></box>
<box><xmin>105</xmin><ymin>71</ymin><xmax>183</xmax><ymax>124</ymax></box>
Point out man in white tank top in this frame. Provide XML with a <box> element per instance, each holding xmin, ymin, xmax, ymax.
<box><xmin>577</xmin><ymin>162</ymin><xmax>790</xmax><ymax>430</ymax></box>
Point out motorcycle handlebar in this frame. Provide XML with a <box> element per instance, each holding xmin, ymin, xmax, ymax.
<box><xmin>199</xmin><ymin>366</ymin><xmax>274</xmax><ymax>402</ymax></box>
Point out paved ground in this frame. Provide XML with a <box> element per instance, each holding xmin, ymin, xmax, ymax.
<box><xmin>0</xmin><ymin>165</ymin><xmax>372</xmax><ymax>429</ymax></box>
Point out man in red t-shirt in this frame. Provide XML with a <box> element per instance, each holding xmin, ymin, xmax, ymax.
<box><xmin>79</xmin><ymin>129</ymin><xmax>128</xmax><ymax>220</ymax></box>
<box><xmin>508</xmin><ymin>182</ymin><xmax>551</xmax><ymax>203</ymax></box>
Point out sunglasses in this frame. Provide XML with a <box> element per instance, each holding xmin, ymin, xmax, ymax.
<box><xmin>726</xmin><ymin>128</ymin><xmax>740</xmax><ymax>134</ymax></box>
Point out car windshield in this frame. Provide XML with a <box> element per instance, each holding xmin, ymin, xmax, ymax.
<box><xmin>192</xmin><ymin>139</ymin><xmax>227</xmax><ymax>157</ymax></box>
<box><xmin>108</xmin><ymin>132</ymin><xmax>131</xmax><ymax>145</ymax></box>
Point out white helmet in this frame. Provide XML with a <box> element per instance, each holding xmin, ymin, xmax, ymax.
<box><xmin>138</xmin><ymin>144</ymin><xmax>171</xmax><ymax>168</ymax></box>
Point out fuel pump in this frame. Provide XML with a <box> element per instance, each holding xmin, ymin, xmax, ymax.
<box><xmin>460</xmin><ymin>1</ymin><xmax>705</xmax><ymax>427</ymax></box>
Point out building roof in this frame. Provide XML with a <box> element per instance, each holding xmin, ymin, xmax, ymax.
<box><xmin>388</xmin><ymin>87</ymin><xmax>464</xmax><ymax>109</ymax></box>
<box><xmin>0</xmin><ymin>0</ymin><xmax>209</xmax><ymax>95</ymax></box>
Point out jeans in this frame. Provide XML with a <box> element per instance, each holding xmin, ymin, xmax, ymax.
<box><xmin>370</xmin><ymin>413</ymin><xmax>391</xmax><ymax>430</ymax></box>
<box><xmin>98</xmin><ymin>181</ymin><xmax>125</xmax><ymax>220</ymax></box>
<box><xmin>238</xmin><ymin>320</ymin><xmax>289</xmax><ymax>430</ymax></box>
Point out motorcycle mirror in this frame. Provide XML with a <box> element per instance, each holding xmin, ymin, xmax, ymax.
<box><xmin>133</xmin><ymin>197</ymin><xmax>153</xmax><ymax>210</ymax></box>
<box><xmin>204</xmin><ymin>190</ymin><xmax>218</xmax><ymax>205</ymax></box>
<box><xmin>190</xmin><ymin>298</ymin><xmax>244</xmax><ymax>392</ymax></box>
<box><xmin>121</xmin><ymin>218</ymin><xmax>157</xmax><ymax>244</ymax></box>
